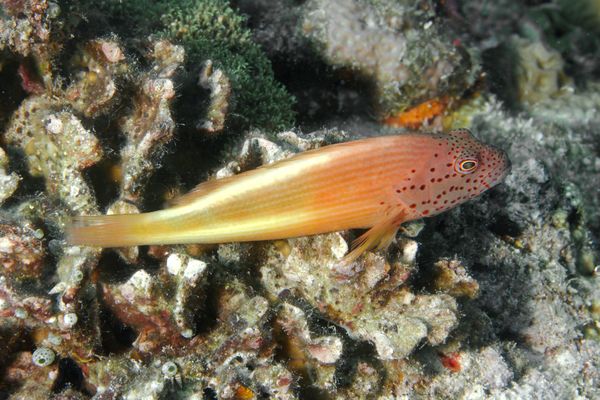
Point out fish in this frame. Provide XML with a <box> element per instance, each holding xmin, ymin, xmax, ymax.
<box><xmin>67</xmin><ymin>129</ymin><xmax>510</xmax><ymax>264</ymax></box>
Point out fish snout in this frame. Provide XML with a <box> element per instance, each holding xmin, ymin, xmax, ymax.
<box><xmin>501</xmin><ymin>150</ymin><xmax>512</xmax><ymax>177</ymax></box>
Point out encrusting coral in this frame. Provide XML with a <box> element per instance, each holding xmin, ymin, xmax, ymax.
<box><xmin>301</xmin><ymin>0</ymin><xmax>479</xmax><ymax>119</ymax></box>
<box><xmin>0</xmin><ymin>0</ymin><xmax>63</xmax><ymax>87</ymax></box>
<box><xmin>65</xmin><ymin>38</ymin><xmax>128</xmax><ymax>119</ymax></box>
<box><xmin>117</xmin><ymin>40</ymin><xmax>184</xmax><ymax>203</ymax></box>
<box><xmin>260</xmin><ymin>230</ymin><xmax>458</xmax><ymax>361</ymax></box>
<box><xmin>80</xmin><ymin>0</ymin><xmax>295</xmax><ymax>132</ymax></box>
<box><xmin>0</xmin><ymin>219</ymin><xmax>45</xmax><ymax>281</ymax></box>
<box><xmin>275</xmin><ymin>302</ymin><xmax>343</xmax><ymax>391</ymax></box>
<box><xmin>5</xmin><ymin>96</ymin><xmax>103</xmax><ymax>214</ymax></box>
<box><xmin>196</xmin><ymin>60</ymin><xmax>231</xmax><ymax>134</ymax></box>
<box><xmin>0</xmin><ymin>147</ymin><xmax>19</xmax><ymax>205</ymax></box>
<box><xmin>85</xmin><ymin>278</ymin><xmax>296</xmax><ymax>399</ymax></box>
<box><xmin>101</xmin><ymin>251</ymin><xmax>209</xmax><ymax>352</ymax></box>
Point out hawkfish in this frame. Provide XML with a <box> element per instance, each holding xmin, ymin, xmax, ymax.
<box><xmin>67</xmin><ymin>129</ymin><xmax>510</xmax><ymax>263</ymax></box>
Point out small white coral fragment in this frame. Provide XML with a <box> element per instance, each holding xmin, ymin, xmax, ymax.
<box><xmin>32</xmin><ymin>347</ymin><xmax>55</xmax><ymax>367</ymax></box>
<box><xmin>122</xmin><ymin>270</ymin><xmax>154</xmax><ymax>302</ymax></box>
<box><xmin>0</xmin><ymin>148</ymin><xmax>20</xmax><ymax>205</ymax></box>
<box><xmin>169</xmin><ymin>253</ymin><xmax>208</xmax><ymax>336</ymax></box>
<box><xmin>118</xmin><ymin>40</ymin><xmax>184</xmax><ymax>201</ymax></box>
<box><xmin>197</xmin><ymin>59</ymin><xmax>231</xmax><ymax>134</ymax></box>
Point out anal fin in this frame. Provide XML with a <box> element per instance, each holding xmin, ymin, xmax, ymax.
<box><xmin>340</xmin><ymin>212</ymin><xmax>406</xmax><ymax>265</ymax></box>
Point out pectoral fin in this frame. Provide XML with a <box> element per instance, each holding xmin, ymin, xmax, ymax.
<box><xmin>340</xmin><ymin>212</ymin><xmax>406</xmax><ymax>265</ymax></box>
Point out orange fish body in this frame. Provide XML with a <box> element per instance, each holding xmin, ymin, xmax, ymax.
<box><xmin>68</xmin><ymin>129</ymin><xmax>510</xmax><ymax>263</ymax></box>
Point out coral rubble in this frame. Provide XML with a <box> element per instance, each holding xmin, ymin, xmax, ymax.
<box><xmin>260</xmin><ymin>232</ymin><xmax>458</xmax><ymax>361</ymax></box>
<box><xmin>0</xmin><ymin>147</ymin><xmax>19</xmax><ymax>205</ymax></box>
<box><xmin>118</xmin><ymin>40</ymin><xmax>183</xmax><ymax>203</ymax></box>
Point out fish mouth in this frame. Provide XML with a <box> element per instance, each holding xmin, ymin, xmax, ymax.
<box><xmin>491</xmin><ymin>144</ymin><xmax>511</xmax><ymax>176</ymax></box>
<box><xmin>501</xmin><ymin>152</ymin><xmax>512</xmax><ymax>177</ymax></box>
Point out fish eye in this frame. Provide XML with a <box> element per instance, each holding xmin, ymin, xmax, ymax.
<box><xmin>455</xmin><ymin>158</ymin><xmax>478</xmax><ymax>174</ymax></box>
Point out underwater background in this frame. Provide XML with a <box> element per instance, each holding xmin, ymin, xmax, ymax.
<box><xmin>0</xmin><ymin>0</ymin><xmax>598</xmax><ymax>398</ymax></box>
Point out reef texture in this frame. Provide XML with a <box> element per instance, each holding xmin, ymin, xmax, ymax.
<box><xmin>0</xmin><ymin>0</ymin><xmax>599</xmax><ymax>399</ymax></box>
<box><xmin>301</xmin><ymin>0</ymin><xmax>480</xmax><ymax>118</ymax></box>
<box><xmin>0</xmin><ymin>147</ymin><xmax>19</xmax><ymax>205</ymax></box>
<box><xmin>80</xmin><ymin>0</ymin><xmax>295</xmax><ymax>132</ymax></box>
<box><xmin>237</xmin><ymin>0</ymin><xmax>480</xmax><ymax>121</ymax></box>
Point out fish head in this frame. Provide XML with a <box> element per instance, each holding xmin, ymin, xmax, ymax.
<box><xmin>406</xmin><ymin>128</ymin><xmax>510</xmax><ymax>217</ymax></box>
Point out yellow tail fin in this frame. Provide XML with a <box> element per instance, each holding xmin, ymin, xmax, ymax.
<box><xmin>67</xmin><ymin>213</ymin><xmax>156</xmax><ymax>248</ymax></box>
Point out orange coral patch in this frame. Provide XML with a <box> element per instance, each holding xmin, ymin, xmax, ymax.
<box><xmin>439</xmin><ymin>351</ymin><xmax>461</xmax><ymax>372</ymax></box>
<box><xmin>384</xmin><ymin>96</ymin><xmax>449</xmax><ymax>129</ymax></box>
<box><xmin>235</xmin><ymin>385</ymin><xmax>255</xmax><ymax>400</ymax></box>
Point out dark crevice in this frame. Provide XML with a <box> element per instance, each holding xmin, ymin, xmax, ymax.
<box><xmin>193</xmin><ymin>274</ymin><xmax>220</xmax><ymax>336</ymax></box>
<box><xmin>488</xmin><ymin>213</ymin><xmax>524</xmax><ymax>238</ymax></box>
<box><xmin>51</xmin><ymin>358</ymin><xmax>84</xmax><ymax>393</ymax></box>
<box><xmin>203</xmin><ymin>387</ymin><xmax>218</xmax><ymax>400</ymax></box>
<box><xmin>98</xmin><ymin>298</ymin><xmax>137</xmax><ymax>355</ymax></box>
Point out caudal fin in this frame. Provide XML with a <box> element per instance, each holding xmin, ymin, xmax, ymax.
<box><xmin>67</xmin><ymin>213</ymin><xmax>156</xmax><ymax>248</ymax></box>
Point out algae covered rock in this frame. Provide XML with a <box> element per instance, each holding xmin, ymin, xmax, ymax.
<box><xmin>260</xmin><ymin>233</ymin><xmax>458</xmax><ymax>360</ymax></box>
<box><xmin>81</xmin><ymin>0</ymin><xmax>295</xmax><ymax>132</ymax></box>
<box><xmin>0</xmin><ymin>147</ymin><xmax>19</xmax><ymax>205</ymax></box>
<box><xmin>301</xmin><ymin>0</ymin><xmax>480</xmax><ymax>118</ymax></box>
<box><xmin>4</xmin><ymin>96</ymin><xmax>102</xmax><ymax>214</ymax></box>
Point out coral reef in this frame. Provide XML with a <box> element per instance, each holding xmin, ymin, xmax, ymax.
<box><xmin>236</xmin><ymin>0</ymin><xmax>480</xmax><ymax>124</ymax></box>
<box><xmin>301</xmin><ymin>0</ymin><xmax>480</xmax><ymax>118</ymax></box>
<box><xmin>259</xmin><ymin>232</ymin><xmax>458</xmax><ymax>361</ymax></box>
<box><xmin>5</xmin><ymin>96</ymin><xmax>103</xmax><ymax>214</ymax></box>
<box><xmin>0</xmin><ymin>0</ymin><xmax>599</xmax><ymax>398</ymax></box>
<box><xmin>118</xmin><ymin>39</ymin><xmax>183</xmax><ymax>203</ymax></box>
<box><xmin>80</xmin><ymin>0</ymin><xmax>295</xmax><ymax>132</ymax></box>
<box><xmin>102</xmin><ymin>251</ymin><xmax>209</xmax><ymax>351</ymax></box>
<box><xmin>86</xmin><ymin>278</ymin><xmax>296</xmax><ymax>399</ymax></box>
